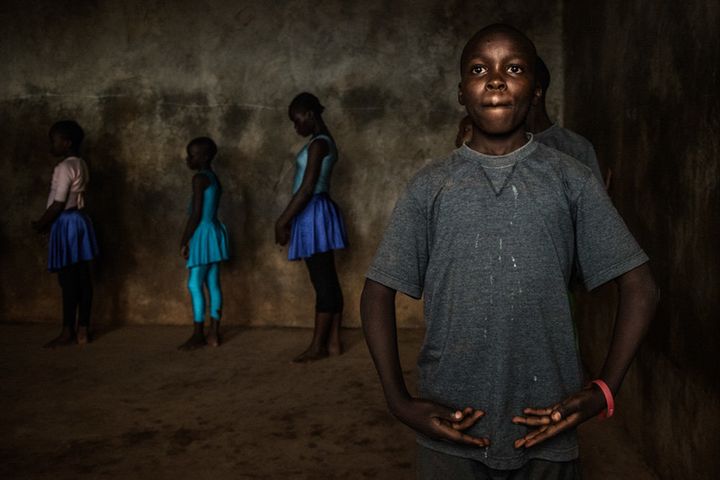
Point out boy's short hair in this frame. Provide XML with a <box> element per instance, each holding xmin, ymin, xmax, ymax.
<box><xmin>536</xmin><ymin>56</ymin><xmax>551</xmax><ymax>94</ymax></box>
<box><xmin>460</xmin><ymin>23</ymin><xmax>537</xmax><ymax>74</ymax></box>
<box><xmin>288</xmin><ymin>92</ymin><xmax>325</xmax><ymax>119</ymax></box>
<box><xmin>50</xmin><ymin>120</ymin><xmax>84</xmax><ymax>150</ymax></box>
<box><xmin>187</xmin><ymin>136</ymin><xmax>218</xmax><ymax>160</ymax></box>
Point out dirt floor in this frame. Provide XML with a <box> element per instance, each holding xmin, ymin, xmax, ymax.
<box><xmin>0</xmin><ymin>325</ymin><xmax>659</xmax><ymax>480</ymax></box>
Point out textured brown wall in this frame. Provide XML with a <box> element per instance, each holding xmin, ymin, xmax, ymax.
<box><xmin>0</xmin><ymin>0</ymin><xmax>563</xmax><ymax>327</ymax></box>
<box><xmin>564</xmin><ymin>2</ymin><xmax>720</xmax><ymax>478</ymax></box>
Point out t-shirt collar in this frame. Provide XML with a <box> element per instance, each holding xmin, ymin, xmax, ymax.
<box><xmin>458</xmin><ymin>133</ymin><xmax>537</xmax><ymax>168</ymax></box>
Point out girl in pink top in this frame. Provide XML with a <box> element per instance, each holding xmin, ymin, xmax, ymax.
<box><xmin>33</xmin><ymin>120</ymin><xmax>99</xmax><ymax>347</ymax></box>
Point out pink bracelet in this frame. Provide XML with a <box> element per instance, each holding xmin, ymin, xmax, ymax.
<box><xmin>591</xmin><ymin>379</ymin><xmax>615</xmax><ymax>419</ymax></box>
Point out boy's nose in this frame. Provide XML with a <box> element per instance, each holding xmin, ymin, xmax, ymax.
<box><xmin>486</xmin><ymin>77</ymin><xmax>507</xmax><ymax>91</ymax></box>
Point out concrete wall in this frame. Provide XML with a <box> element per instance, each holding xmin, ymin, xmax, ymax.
<box><xmin>0</xmin><ymin>0</ymin><xmax>563</xmax><ymax>328</ymax></box>
<box><xmin>564</xmin><ymin>2</ymin><xmax>720</xmax><ymax>478</ymax></box>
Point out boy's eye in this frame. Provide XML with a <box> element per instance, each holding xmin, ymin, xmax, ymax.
<box><xmin>470</xmin><ymin>64</ymin><xmax>487</xmax><ymax>75</ymax></box>
<box><xmin>508</xmin><ymin>65</ymin><xmax>523</xmax><ymax>74</ymax></box>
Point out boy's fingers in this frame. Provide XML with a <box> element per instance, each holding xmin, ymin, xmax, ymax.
<box><xmin>552</xmin><ymin>398</ymin><xmax>581</xmax><ymax>422</ymax></box>
<box><xmin>513</xmin><ymin>424</ymin><xmax>551</xmax><ymax>449</ymax></box>
<box><xmin>452</xmin><ymin>409</ymin><xmax>485</xmax><ymax>430</ymax></box>
<box><xmin>439</xmin><ymin>408</ymin><xmax>464</xmax><ymax>423</ymax></box>
<box><xmin>522</xmin><ymin>407</ymin><xmax>554</xmax><ymax>416</ymax></box>
<box><xmin>512</xmin><ymin>415</ymin><xmax>551</xmax><ymax>426</ymax></box>
<box><xmin>522</xmin><ymin>414</ymin><xmax>581</xmax><ymax>448</ymax></box>
<box><xmin>431</xmin><ymin>418</ymin><xmax>489</xmax><ymax>447</ymax></box>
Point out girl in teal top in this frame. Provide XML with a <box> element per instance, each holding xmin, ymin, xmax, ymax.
<box><xmin>275</xmin><ymin>93</ymin><xmax>348</xmax><ymax>363</ymax></box>
<box><xmin>179</xmin><ymin>137</ymin><xmax>230</xmax><ymax>350</ymax></box>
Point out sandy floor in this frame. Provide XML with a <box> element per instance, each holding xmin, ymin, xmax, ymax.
<box><xmin>0</xmin><ymin>325</ymin><xmax>659</xmax><ymax>479</ymax></box>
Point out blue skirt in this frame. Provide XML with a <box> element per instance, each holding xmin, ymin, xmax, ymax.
<box><xmin>187</xmin><ymin>220</ymin><xmax>230</xmax><ymax>268</ymax></box>
<box><xmin>48</xmin><ymin>209</ymin><xmax>99</xmax><ymax>272</ymax></box>
<box><xmin>288</xmin><ymin>193</ymin><xmax>348</xmax><ymax>261</ymax></box>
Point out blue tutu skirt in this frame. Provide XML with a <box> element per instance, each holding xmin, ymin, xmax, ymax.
<box><xmin>288</xmin><ymin>193</ymin><xmax>348</xmax><ymax>261</ymax></box>
<box><xmin>187</xmin><ymin>220</ymin><xmax>230</xmax><ymax>268</ymax></box>
<box><xmin>48</xmin><ymin>209</ymin><xmax>99</xmax><ymax>272</ymax></box>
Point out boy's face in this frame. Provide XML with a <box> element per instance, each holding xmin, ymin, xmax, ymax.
<box><xmin>458</xmin><ymin>31</ymin><xmax>540</xmax><ymax>137</ymax></box>
<box><xmin>49</xmin><ymin>131</ymin><xmax>72</xmax><ymax>158</ymax></box>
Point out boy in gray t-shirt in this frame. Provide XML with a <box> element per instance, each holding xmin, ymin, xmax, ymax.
<box><xmin>361</xmin><ymin>24</ymin><xmax>658</xmax><ymax>477</ymax></box>
<box><xmin>527</xmin><ymin>55</ymin><xmax>605</xmax><ymax>185</ymax></box>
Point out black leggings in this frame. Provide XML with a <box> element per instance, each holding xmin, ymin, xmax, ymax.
<box><xmin>57</xmin><ymin>261</ymin><xmax>93</xmax><ymax>328</ymax></box>
<box><xmin>304</xmin><ymin>251</ymin><xmax>343</xmax><ymax>313</ymax></box>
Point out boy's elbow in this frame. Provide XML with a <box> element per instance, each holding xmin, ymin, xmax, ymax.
<box><xmin>360</xmin><ymin>280</ymin><xmax>374</xmax><ymax>323</ymax></box>
<box><xmin>360</xmin><ymin>279</ymin><xmax>395</xmax><ymax>320</ymax></box>
<box><xmin>620</xmin><ymin>262</ymin><xmax>660</xmax><ymax>305</ymax></box>
<box><xmin>639</xmin><ymin>263</ymin><xmax>660</xmax><ymax>305</ymax></box>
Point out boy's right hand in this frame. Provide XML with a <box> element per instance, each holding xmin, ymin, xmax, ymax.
<box><xmin>391</xmin><ymin>398</ymin><xmax>489</xmax><ymax>447</ymax></box>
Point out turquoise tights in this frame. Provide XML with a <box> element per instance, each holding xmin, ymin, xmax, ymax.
<box><xmin>188</xmin><ymin>263</ymin><xmax>222</xmax><ymax>323</ymax></box>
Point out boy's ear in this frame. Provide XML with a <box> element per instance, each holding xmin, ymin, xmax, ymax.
<box><xmin>531</xmin><ymin>84</ymin><xmax>542</xmax><ymax>106</ymax></box>
<box><xmin>457</xmin><ymin>82</ymin><xmax>465</xmax><ymax>106</ymax></box>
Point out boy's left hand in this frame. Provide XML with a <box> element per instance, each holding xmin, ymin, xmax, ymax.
<box><xmin>511</xmin><ymin>385</ymin><xmax>606</xmax><ymax>449</ymax></box>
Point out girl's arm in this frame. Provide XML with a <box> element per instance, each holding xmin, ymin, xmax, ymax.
<box><xmin>33</xmin><ymin>163</ymin><xmax>71</xmax><ymax>233</ymax></box>
<box><xmin>180</xmin><ymin>174</ymin><xmax>211</xmax><ymax>257</ymax></box>
<box><xmin>32</xmin><ymin>201</ymin><xmax>66</xmax><ymax>233</ymax></box>
<box><xmin>274</xmin><ymin>138</ymin><xmax>328</xmax><ymax>245</ymax></box>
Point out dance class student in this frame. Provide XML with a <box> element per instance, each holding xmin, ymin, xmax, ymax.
<box><xmin>526</xmin><ymin>55</ymin><xmax>606</xmax><ymax>186</ymax></box>
<box><xmin>179</xmin><ymin>137</ymin><xmax>229</xmax><ymax>350</ymax></box>
<box><xmin>361</xmin><ymin>24</ymin><xmax>658</xmax><ymax>478</ymax></box>
<box><xmin>33</xmin><ymin>120</ymin><xmax>99</xmax><ymax>348</ymax></box>
<box><xmin>275</xmin><ymin>92</ymin><xmax>348</xmax><ymax>363</ymax></box>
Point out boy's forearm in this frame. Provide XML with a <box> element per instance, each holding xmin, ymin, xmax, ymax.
<box><xmin>360</xmin><ymin>279</ymin><xmax>412</xmax><ymax>410</ymax></box>
<box><xmin>598</xmin><ymin>263</ymin><xmax>659</xmax><ymax>393</ymax></box>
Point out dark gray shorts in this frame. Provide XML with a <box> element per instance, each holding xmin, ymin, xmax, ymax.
<box><xmin>416</xmin><ymin>444</ymin><xmax>581</xmax><ymax>480</ymax></box>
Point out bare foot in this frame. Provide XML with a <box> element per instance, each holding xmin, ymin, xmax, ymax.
<box><xmin>178</xmin><ymin>333</ymin><xmax>206</xmax><ymax>351</ymax></box>
<box><xmin>206</xmin><ymin>330</ymin><xmax>221</xmax><ymax>347</ymax></box>
<box><xmin>44</xmin><ymin>328</ymin><xmax>75</xmax><ymax>349</ymax></box>
<box><xmin>76</xmin><ymin>327</ymin><xmax>90</xmax><ymax>345</ymax></box>
<box><xmin>292</xmin><ymin>347</ymin><xmax>328</xmax><ymax>363</ymax></box>
<box><xmin>328</xmin><ymin>313</ymin><xmax>343</xmax><ymax>356</ymax></box>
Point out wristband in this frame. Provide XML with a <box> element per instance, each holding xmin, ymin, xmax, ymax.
<box><xmin>590</xmin><ymin>379</ymin><xmax>615</xmax><ymax>419</ymax></box>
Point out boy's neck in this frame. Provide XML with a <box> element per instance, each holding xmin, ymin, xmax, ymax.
<box><xmin>525</xmin><ymin>101</ymin><xmax>554</xmax><ymax>134</ymax></box>
<box><xmin>467</xmin><ymin>128</ymin><xmax>529</xmax><ymax>156</ymax></box>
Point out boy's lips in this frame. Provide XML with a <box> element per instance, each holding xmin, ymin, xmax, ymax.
<box><xmin>482</xmin><ymin>102</ymin><xmax>513</xmax><ymax>108</ymax></box>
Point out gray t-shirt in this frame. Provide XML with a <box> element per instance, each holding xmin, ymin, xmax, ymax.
<box><xmin>534</xmin><ymin>123</ymin><xmax>604</xmax><ymax>183</ymax></box>
<box><xmin>366</xmin><ymin>138</ymin><xmax>648</xmax><ymax>469</ymax></box>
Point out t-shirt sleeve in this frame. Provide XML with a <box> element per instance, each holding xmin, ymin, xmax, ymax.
<box><xmin>52</xmin><ymin>162</ymin><xmax>73</xmax><ymax>203</ymax></box>
<box><xmin>575</xmin><ymin>176</ymin><xmax>649</xmax><ymax>291</ymax></box>
<box><xmin>366</xmin><ymin>182</ymin><xmax>429</xmax><ymax>299</ymax></box>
